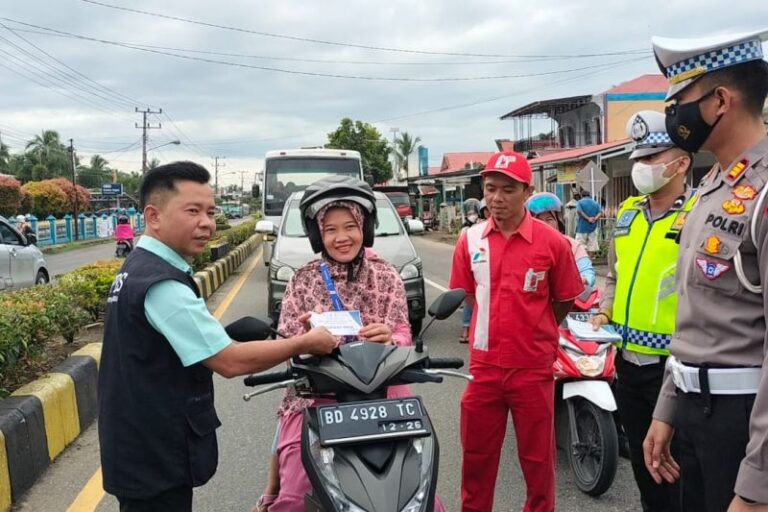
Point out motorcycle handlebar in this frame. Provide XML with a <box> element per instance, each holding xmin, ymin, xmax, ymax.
<box><xmin>427</xmin><ymin>357</ymin><xmax>465</xmax><ymax>369</ymax></box>
<box><xmin>244</xmin><ymin>369</ymin><xmax>293</xmax><ymax>387</ymax></box>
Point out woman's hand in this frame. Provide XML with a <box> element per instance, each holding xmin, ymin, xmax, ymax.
<box><xmin>297</xmin><ymin>312</ymin><xmax>313</xmax><ymax>332</ymax></box>
<box><xmin>358</xmin><ymin>323</ymin><xmax>393</xmax><ymax>344</ymax></box>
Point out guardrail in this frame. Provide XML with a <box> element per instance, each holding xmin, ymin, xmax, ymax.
<box><xmin>11</xmin><ymin>212</ymin><xmax>145</xmax><ymax>246</ymax></box>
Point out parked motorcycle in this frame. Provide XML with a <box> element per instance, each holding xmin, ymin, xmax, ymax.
<box><xmin>554</xmin><ymin>289</ymin><xmax>619</xmax><ymax>496</ymax></box>
<box><xmin>228</xmin><ymin>289</ymin><xmax>471</xmax><ymax>512</ymax></box>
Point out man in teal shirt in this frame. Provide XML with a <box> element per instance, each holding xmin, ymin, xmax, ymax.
<box><xmin>98</xmin><ymin>161</ymin><xmax>337</xmax><ymax>512</ymax></box>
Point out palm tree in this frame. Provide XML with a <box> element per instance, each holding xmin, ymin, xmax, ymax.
<box><xmin>78</xmin><ymin>154</ymin><xmax>112</xmax><ymax>188</ymax></box>
<box><xmin>395</xmin><ymin>132</ymin><xmax>421</xmax><ymax>179</ymax></box>
<box><xmin>25</xmin><ymin>130</ymin><xmax>69</xmax><ymax>179</ymax></box>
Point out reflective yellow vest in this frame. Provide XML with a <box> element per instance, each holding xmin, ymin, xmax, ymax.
<box><xmin>611</xmin><ymin>194</ymin><xmax>697</xmax><ymax>355</ymax></box>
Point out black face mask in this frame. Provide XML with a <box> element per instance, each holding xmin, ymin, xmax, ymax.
<box><xmin>665</xmin><ymin>88</ymin><xmax>724</xmax><ymax>153</ymax></box>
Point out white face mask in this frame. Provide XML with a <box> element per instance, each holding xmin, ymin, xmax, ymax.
<box><xmin>631</xmin><ymin>157</ymin><xmax>681</xmax><ymax>195</ymax></box>
<box><xmin>467</xmin><ymin>213</ymin><xmax>479</xmax><ymax>223</ymax></box>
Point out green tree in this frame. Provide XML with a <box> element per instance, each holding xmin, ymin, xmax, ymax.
<box><xmin>395</xmin><ymin>132</ymin><xmax>421</xmax><ymax>179</ymax></box>
<box><xmin>24</xmin><ymin>130</ymin><xmax>72</xmax><ymax>180</ymax></box>
<box><xmin>115</xmin><ymin>170</ymin><xmax>142</xmax><ymax>198</ymax></box>
<box><xmin>537</xmin><ymin>131</ymin><xmax>555</xmax><ymax>140</ymax></box>
<box><xmin>21</xmin><ymin>181</ymin><xmax>69</xmax><ymax>217</ymax></box>
<box><xmin>78</xmin><ymin>154</ymin><xmax>112</xmax><ymax>189</ymax></box>
<box><xmin>326</xmin><ymin>118</ymin><xmax>391</xmax><ymax>184</ymax></box>
<box><xmin>0</xmin><ymin>141</ymin><xmax>9</xmax><ymax>173</ymax></box>
<box><xmin>148</xmin><ymin>158</ymin><xmax>160</xmax><ymax>170</ymax></box>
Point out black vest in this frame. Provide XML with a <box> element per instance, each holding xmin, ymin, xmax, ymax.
<box><xmin>98</xmin><ymin>248</ymin><xmax>221</xmax><ymax>498</ymax></box>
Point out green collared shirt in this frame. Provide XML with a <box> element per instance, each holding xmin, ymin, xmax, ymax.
<box><xmin>140</xmin><ymin>235</ymin><xmax>231</xmax><ymax>367</ymax></box>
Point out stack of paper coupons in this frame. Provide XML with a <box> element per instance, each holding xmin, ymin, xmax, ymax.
<box><xmin>565</xmin><ymin>317</ymin><xmax>622</xmax><ymax>342</ymax></box>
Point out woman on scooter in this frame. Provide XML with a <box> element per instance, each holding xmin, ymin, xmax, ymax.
<box><xmin>114</xmin><ymin>214</ymin><xmax>135</xmax><ymax>253</ymax></box>
<box><xmin>526</xmin><ymin>192</ymin><xmax>596</xmax><ymax>293</ymax></box>
<box><xmin>256</xmin><ymin>175</ymin><xmax>443</xmax><ymax>512</ymax></box>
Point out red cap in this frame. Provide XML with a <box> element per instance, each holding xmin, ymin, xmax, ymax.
<box><xmin>481</xmin><ymin>151</ymin><xmax>532</xmax><ymax>186</ymax></box>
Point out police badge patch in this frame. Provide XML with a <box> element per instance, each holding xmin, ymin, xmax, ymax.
<box><xmin>695</xmin><ymin>256</ymin><xmax>730</xmax><ymax>280</ymax></box>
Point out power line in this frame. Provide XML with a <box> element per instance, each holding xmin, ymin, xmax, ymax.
<box><xmin>0</xmin><ymin>55</ymin><xmax>131</xmax><ymax>119</ymax></box>
<box><xmin>80</xmin><ymin>0</ymin><xmax>649</xmax><ymax>59</ymax></box>
<box><xmin>0</xmin><ymin>18</ymin><xmax>650</xmax><ymax>82</ymax></box>
<box><xmin>0</xmin><ymin>22</ymin><xmax>144</xmax><ymax>109</ymax></box>
<box><xmin>0</xmin><ymin>29</ymin><xmax>135</xmax><ymax>118</ymax></box>
<box><xmin>11</xmin><ymin>26</ymin><xmax>650</xmax><ymax>66</ymax></box>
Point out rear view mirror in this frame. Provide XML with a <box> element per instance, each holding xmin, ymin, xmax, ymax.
<box><xmin>427</xmin><ymin>289</ymin><xmax>466</xmax><ymax>320</ymax></box>
<box><xmin>225</xmin><ymin>315</ymin><xmax>274</xmax><ymax>341</ymax></box>
<box><xmin>255</xmin><ymin>220</ymin><xmax>276</xmax><ymax>234</ymax></box>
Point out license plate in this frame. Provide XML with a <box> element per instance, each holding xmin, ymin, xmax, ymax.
<box><xmin>316</xmin><ymin>397</ymin><xmax>430</xmax><ymax>446</ymax></box>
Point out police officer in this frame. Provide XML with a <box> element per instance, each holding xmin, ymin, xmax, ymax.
<box><xmin>592</xmin><ymin>110</ymin><xmax>694</xmax><ymax>512</ymax></box>
<box><xmin>642</xmin><ymin>29</ymin><xmax>768</xmax><ymax>512</ymax></box>
<box><xmin>98</xmin><ymin>162</ymin><xmax>336</xmax><ymax>511</ymax></box>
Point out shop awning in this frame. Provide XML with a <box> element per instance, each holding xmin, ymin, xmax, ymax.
<box><xmin>528</xmin><ymin>139</ymin><xmax>633</xmax><ymax>169</ymax></box>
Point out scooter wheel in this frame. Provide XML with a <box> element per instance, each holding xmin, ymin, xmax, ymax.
<box><xmin>566</xmin><ymin>397</ymin><xmax>618</xmax><ymax>496</ymax></box>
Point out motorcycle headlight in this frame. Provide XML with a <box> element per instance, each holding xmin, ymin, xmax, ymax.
<box><xmin>400</xmin><ymin>263</ymin><xmax>420</xmax><ymax>280</ymax></box>
<box><xmin>307</xmin><ymin>427</ymin><xmax>367</xmax><ymax>512</ymax></box>
<box><xmin>401</xmin><ymin>437</ymin><xmax>436</xmax><ymax>512</ymax></box>
<box><xmin>275</xmin><ymin>265</ymin><xmax>295</xmax><ymax>281</ymax></box>
<box><xmin>574</xmin><ymin>355</ymin><xmax>605</xmax><ymax>377</ymax></box>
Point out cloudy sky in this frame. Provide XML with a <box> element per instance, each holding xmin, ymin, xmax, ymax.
<box><xmin>1</xmin><ymin>0</ymin><xmax>766</xmax><ymax>187</ymax></box>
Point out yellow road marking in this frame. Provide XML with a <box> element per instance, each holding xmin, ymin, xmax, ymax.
<box><xmin>65</xmin><ymin>247</ymin><xmax>263</xmax><ymax>511</ymax></box>
<box><xmin>213</xmin><ymin>246</ymin><xmax>263</xmax><ymax>320</ymax></box>
<box><xmin>66</xmin><ymin>468</ymin><xmax>102</xmax><ymax>512</ymax></box>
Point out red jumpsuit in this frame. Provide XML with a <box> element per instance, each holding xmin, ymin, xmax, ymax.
<box><xmin>450</xmin><ymin>213</ymin><xmax>583</xmax><ymax>512</ymax></box>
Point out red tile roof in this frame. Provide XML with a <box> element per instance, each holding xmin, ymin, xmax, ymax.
<box><xmin>528</xmin><ymin>139</ymin><xmax>632</xmax><ymax>168</ymax></box>
<box><xmin>433</xmin><ymin>152</ymin><xmax>495</xmax><ymax>175</ymax></box>
<box><xmin>603</xmin><ymin>74</ymin><xmax>667</xmax><ymax>94</ymax></box>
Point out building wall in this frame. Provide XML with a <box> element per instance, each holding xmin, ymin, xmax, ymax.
<box><xmin>604</xmin><ymin>96</ymin><xmax>666</xmax><ymax>142</ymax></box>
<box><xmin>555</xmin><ymin>103</ymin><xmax>602</xmax><ymax>148</ymax></box>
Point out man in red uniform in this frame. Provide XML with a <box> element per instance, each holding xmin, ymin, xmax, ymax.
<box><xmin>450</xmin><ymin>151</ymin><xmax>584</xmax><ymax>512</ymax></box>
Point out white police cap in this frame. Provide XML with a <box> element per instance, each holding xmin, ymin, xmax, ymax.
<box><xmin>626</xmin><ymin>110</ymin><xmax>675</xmax><ymax>159</ymax></box>
<box><xmin>652</xmin><ymin>28</ymin><xmax>768</xmax><ymax>100</ymax></box>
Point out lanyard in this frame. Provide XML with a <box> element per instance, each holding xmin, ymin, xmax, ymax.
<box><xmin>319</xmin><ymin>261</ymin><xmax>345</xmax><ymax>312</ymax></box>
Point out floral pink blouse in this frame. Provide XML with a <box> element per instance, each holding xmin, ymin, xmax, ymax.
<box><xmin>277</xmin><ymin>250</ymin><xmax>412</xmax><ymax>417</ymax></box>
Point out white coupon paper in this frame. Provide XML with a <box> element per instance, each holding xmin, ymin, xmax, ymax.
<box><xmin>310</xmin><ymin>311</ymin><xmax>363</xmax><ymax>336</ymax></box>
<box><xmin>566</xmin><ymin>317</ymin><xmax>622</xmax><ymax>342</ymax></box>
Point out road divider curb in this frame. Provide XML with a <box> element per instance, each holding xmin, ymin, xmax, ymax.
<box><xmin>0</xmin><ymin>345</ymin><xmax>101</xmax><ymax>511</ymax></box>
<box><xmin>194</xmin><ymin>234</ymin><xmax>261</xmax><ymax>300</ymax></box>
<box><xmin>0</xmin><ymin>233</ymin><xmax>262</xmax><ymax>510</ymax></box>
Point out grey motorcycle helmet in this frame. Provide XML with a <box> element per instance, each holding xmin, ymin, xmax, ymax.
<box><xmin>300</xmin><ymin>175</ymin><xmax>378</xmax><ymax>254</ymax></box>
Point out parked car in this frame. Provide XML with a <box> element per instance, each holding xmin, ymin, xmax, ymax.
<box><xmin>384</xmin><ymin>191</ymin><xmax>413</xmax><ymax>219</ymax></box>
<box><xmin>0</xmin><ymin>216</ymin><xmax>49</xmax><ymax>291</ymax></box>
<box><xmin>256</xmin><ymin>192</ymin><xmax>426</xmax><ymax>335</ymax></box>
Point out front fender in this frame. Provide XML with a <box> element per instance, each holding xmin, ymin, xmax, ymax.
<box><xmin>563</xmin><ymin>380</ymin><xmax>617</xmax><ymax>412</ymax></box>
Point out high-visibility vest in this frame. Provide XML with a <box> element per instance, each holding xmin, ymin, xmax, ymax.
<box><xmin>612</xmin><ymin>194</ymin><xmax>697</xmax><ymax>355</ymax></box>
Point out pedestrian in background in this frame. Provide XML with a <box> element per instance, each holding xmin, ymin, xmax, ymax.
<box><xmin>575</xmin><ymin>190</ymin><xmax>602</xmax><ymax>257</ymax></box>
<box><xmin>450</xmin><ymin>151</ymin><xmax>583</xmax><ymax>512</ymax></box>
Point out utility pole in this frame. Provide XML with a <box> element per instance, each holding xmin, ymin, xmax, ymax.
<box><xmin>69</xmin><ymin>139</ymin><xmax>79</xmax><ymax>241</ymax></box>
<box><xmin>135</xmin><ymin>107</ymin><xmax>162</xmax><ymax>176</ymax></box>
<box><xmin>390</xmin><ymin>127</ymin><xmax>400</xmax><ymax>182</ymax></box>
<box><xmin>212</xmin><ymin>156</ymin><xmax>225</xmax><ymax>197</ymax></box>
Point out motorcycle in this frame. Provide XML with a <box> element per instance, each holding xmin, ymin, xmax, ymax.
<box><xmin>227</xmin><ymin>289</ymin><xmax>471</xmax><ymax>512</ymax></box>
<box><xmin>115</xmin><ymin>239</ymin><xmax>133</xmax><ymax>258</ymax></box>
<box><xmin>554</xmin><ymin>289</ymin><xmax>619</xmax><ymax>497</ymax></box>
